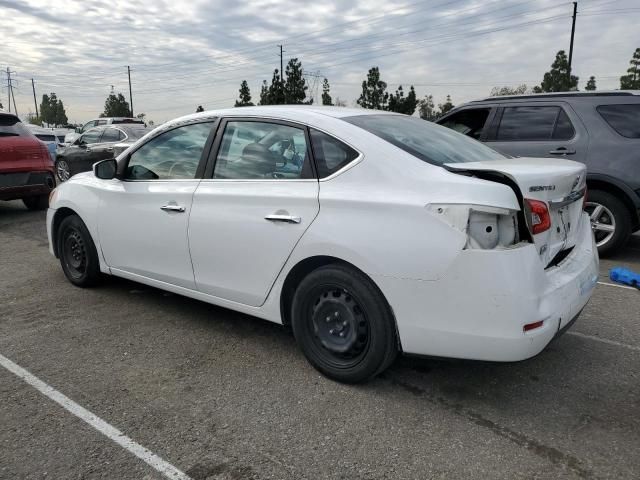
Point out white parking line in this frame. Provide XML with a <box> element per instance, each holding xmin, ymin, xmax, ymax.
<box><xmin>566</xmin><ymin>331</ymin><xmax>640</xmax><ymax>352</ymax></box>
<box><xmin>0</xmin><ymin>353</ymin><xmax>192</xmax><ymax>480</ymax></box>
<box><xmin>597</xmin><ymin>281</ymin><xmax>638</xmax><ymax>291</ymax></box>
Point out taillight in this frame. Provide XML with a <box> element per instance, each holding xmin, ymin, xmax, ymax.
<box><xmin>525</xmin><ymin>199</ymin><xmax>551</xmax><ymax>235</ymax></box>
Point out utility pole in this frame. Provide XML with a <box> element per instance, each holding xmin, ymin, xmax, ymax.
<box><xmin>31</xmin><ymin>78</ymin><xmax>39</xmax><ymax>119</ymax></box>
<box><xmin>127</xmin><ymin>66</ymin><xmax>134</xmax><ymax>117</ymax></box>
<box><xmin>568</xmin><ymin>1</ymin><xmax>577</xmax><ymax>84</ymax></box>
<box><xmin>10</xmin><ymin>79</ymin><xmax>18</xmax><ymax>116</ymax></box>
<box><xmin>6</xmin><ymin>67</ymin><xmax>11</xmax><ymax>113</ymax></box>
<box><xmin>278</xmin><ymin>45</ymin><xmax>284</xmax><ymax>81</ymax></box>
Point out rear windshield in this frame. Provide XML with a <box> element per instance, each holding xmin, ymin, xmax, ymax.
<box><xmin>0</xmin><ymin>115</ymin><xmax>33</xmax><ymax>138</ymax></box>
<box><xmin>343</xmin><ymin>114</ymin><xmax>505</xmax><ymax>165</ymax></box>
<box><xmin>35</xmin><ymin>134</ymin><xmax>57</xmax><ymax>142</ymax></box>
<box><xmin>597</xmin><ymin>104</ymin><xmax>640</xmax><ymax>138</ymax></box>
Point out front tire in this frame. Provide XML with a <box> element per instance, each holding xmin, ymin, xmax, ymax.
<box><xmin>55</xmin><ymin>158</ymin><xmax>72</xmax><ymax>182</ymax></box>
<box><xmin>22</xmin><ymin>195</ymin><xmax>48</xmax><ymax>211</ymax></box>
<box><xmin>585</xmin><ymin>190</ymin><xmax>631</xmax><ymax>256</ymax></box>
<box><xmin>56</xmin><ymin>215</ymin><xmax>101</xmax><ymax>287</ymax></box>
<box><xmin>291</xmin><ymin>264</ymin><xmax>398</xmax><ymax>383</ymax></box>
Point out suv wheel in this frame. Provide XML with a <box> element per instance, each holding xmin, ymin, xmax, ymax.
<box><xmin>22</xmin><ymin>195</ymin><xmax>49</xmax><ymax>211</ymax></box>
<box><xmin>584</xmin><ymin>189</ymin><xmax>631</xmax><ymax>256</ymax></box>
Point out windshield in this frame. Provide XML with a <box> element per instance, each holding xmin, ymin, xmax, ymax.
<box><xmin>343</xmin><ymin>114</ymin><xmax>505</xmax><ymax>165</ymax></box>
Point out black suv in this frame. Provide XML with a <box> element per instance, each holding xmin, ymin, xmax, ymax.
<box><xmin>437</xmin><ymin>91</ymin><xmax>640</xmax><ymax>255</ymax></box>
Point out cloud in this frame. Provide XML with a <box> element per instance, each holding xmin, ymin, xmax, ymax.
<box><xmin>1</xmin><ymin>0</ymin><xmax>638</xmax><ymax>122</ymax></box>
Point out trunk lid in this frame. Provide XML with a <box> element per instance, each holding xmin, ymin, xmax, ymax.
<box><xmin>445</xmin><ymin>157</ymin><xmax>587</xmax><ymax>266</ymax></box>
<box><xmin>0</xmin><ymin>136</ymin><xmax>50</xmax><ymax>172</ymax></box>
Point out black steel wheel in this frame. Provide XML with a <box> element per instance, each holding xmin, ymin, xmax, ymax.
<box><xmin>57</xmin><ymin>215</ymin><xmax>101</xmax><ymax>287</ymax></box>
<box><xmin>291</xmin><ymin>264</ymin><xmax>397</xmax><ymax>383</ymax></box>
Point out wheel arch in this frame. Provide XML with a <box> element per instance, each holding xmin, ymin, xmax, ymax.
<box><xmin>51</xmin><ymin>207</ymin><xmax>82</xmax><ymax>258</ymax></box>
<box><xmin>586</xmin><ymin>174</ymin><xmax>640</xmax><ymax>231</ymax></box>
<box><xmin>279</xmin><ymin>255</ymin><xmax>402</xmax><ymax>351</ymax></box>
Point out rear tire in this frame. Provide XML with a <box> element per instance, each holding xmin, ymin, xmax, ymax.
<box><xmin>22</xmin><ymin>195</ymin><xmax>48</xmax><ymax>211</ymax></box>
<box><xmin>585</xmin><ymin>189</ymin><xmax>631</xmax><ymax>256</ymax></box>
<box><xmin>291</xmin><ymin>264</ymin><xmax>398</xmax><ymax>383</ymax></box>
<box><xmin>56</xmin><ymin>215</ymin><xmax>101</xmax><ymax>287</ymax></box>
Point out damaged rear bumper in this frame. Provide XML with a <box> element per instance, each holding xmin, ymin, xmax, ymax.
<box><xmin>374</xmin><ymin>212</ymin><xmax>598</xmax><ymax>362</ymax></box>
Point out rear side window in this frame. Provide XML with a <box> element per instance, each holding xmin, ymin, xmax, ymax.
<box><xmin>496</xmin><ymin>106</ymin><xmax>574</xmax><ymax>141</ymax></box>
<box><xmin>310</xmin><ymin>129</ymin><xmax>359</xmax><ymax>178</ymax></box>
<box><xmin>100</xmin><ymin>128</ymin><xmax>121</xmax><ymax>143</ymax></box>
<box><xmin>597</xmin><ymin>104</ymin><xmax>640</xmax><ymax>138</ymax></box>
<box><xmin>0</xmin><ymin>115</ymin><xmax>32</xmax><ymax>137</ymax></box>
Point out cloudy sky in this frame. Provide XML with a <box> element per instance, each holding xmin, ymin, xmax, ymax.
<box><xmin>1</xmin><ymin>0</ymin><xmax>638</xmax><ymax>124</ymax></box>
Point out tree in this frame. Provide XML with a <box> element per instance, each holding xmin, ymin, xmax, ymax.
<box><xmin>437</xmin><ymin>95</ymin><xmax>455</xmax><ymax>118</ymax></box>
<box><xmin>259</xmin><ymin>80</ymin><xmax>270</xmax><ymax>105</ymax></box>
<box><xmin>418</xmin><ymin>94</ymin><xmax>436</xmax><ymax>121</ymax></box>
<box><xmin>620</xmin><ymin>47</ymin><xmax>640</xmax><ymax>90</ymax></box>
<box><xmin>387</xmin><ymin>85</ymin><xmax>418</xmax><ymax>115</ymax></box>
<box><xmin>533</xmin><ymin>50</ymin><xmax>579</xmax><ymax>93</ymax></box>
<box><xmin>103</xmin><ymin>92</ymin><xmax>131</xmax><ymax>117</ymax></box>
<box><xmin>321</xmin><ymin>78</ymin><xmax>332</xmax><ymax>106</ymax></box>
<box><xmin>39</xmin><ymin>93</ymin><xmax>67</xmax><ymax>127</ymax></box>
<box><xmin>357</xmin><ymin>67</ymin><xmax>388</xmax><ymax>110</ymax></box>
<box><xmin>235</xmin><ymin>80</ymin><xmax>254</xmax><ymax>107</ymax></box>
<box><xmin>267</xmin><ymin>69</ymin><xmax>285</xmax><ymax>105</ymax></box>
<box><xmin>585</xmin><ymin>76</ymin><xmax>597</xmax><ymax>91</ymax></box>
<box><xmin>195</xmin><ymin>105</ymin><xmax>204</xmax><ymax>112</ymax></box>
<box><xmin>490</xmin><ymin>84</ymin><xmax>528</xmax><ymax>96</ymax></box>
<box><xmin>284</xmin><ymin>58</ymin><xmax>307</xmax><ymax>104</ymax></box>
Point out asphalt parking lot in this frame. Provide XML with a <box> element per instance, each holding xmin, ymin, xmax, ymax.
<box><xmin>1</xmin><ymin>201</ymin><xmax>639</xmax><ymax>480</ymax></box>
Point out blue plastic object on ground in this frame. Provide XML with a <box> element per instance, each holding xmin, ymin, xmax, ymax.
<box><xmin>609</xmin><ymin>267</ymin><xmax>640</xmax><ymax>289</ymax></box>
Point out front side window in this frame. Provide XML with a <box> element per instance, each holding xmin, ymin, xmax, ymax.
<box><xmin>440</xmin><ymin>108</ymin><xmax>491</xmax><ymax>140</ymax></box>
<box><xmin>79</xmin><ymin>129</ymin><xmax>102</xmax><ymax>144</ymax></box>
<box><xmin>213</xmin><ymin>121</ymin><xmax>310</xmax><ymax>179</ymax></box>
<box><xmin>125</xmin><ymin>122</ymin><xmax>213</xmax><ymax>180</ymax></box>
<box><xmin>343</xmin><ymin>114</ymin><xmax>505</xmax><ymax>166</ymax></box>
<box><xmin>310</xmin><ymin>129</ymin><xmax>359</xmax><ymax>178</ymax></box>
<box><xmin>597</xmin><ymin>104</ymin><xmax>640</xmax><ymax>138</ymax></box>
<box><xmin>496</xmin><ymin>106</ymin><xmax>574</xmax><ymax>141</ymax></box>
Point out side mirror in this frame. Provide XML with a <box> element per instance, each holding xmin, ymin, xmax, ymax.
<box><xmin>94</xmin><ymin>158</ymin><xmax>117</xmax><ymax>180</ymax></box>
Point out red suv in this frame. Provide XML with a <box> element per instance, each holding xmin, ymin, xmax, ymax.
<box><xmin>1</xmin><ymin>111</ymin><xmax>55</xmax><ymax>210</ymax></box>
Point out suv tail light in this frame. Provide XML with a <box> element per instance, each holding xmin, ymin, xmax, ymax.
<box><xmin>525</xmin><ymin>199</ymin><xmax>551</xmax><ymax>235</ymax></box>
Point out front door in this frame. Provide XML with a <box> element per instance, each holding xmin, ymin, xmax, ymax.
<box><xmin>97</xmin><ymin>121</ymin><xmax>216</xmax><ymax>289</ymax></box>
<box><xmin>189</xmin><ymin>119</ymin><xmax>319</xmax><ymax>306</ymax></box>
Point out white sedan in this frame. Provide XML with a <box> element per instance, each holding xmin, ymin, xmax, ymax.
<box><xmin>47</xmin><ymin>106</ymin><xmax>598</xmax><ymax>383</ymax></box>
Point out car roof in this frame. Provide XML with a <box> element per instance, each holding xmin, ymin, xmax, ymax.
<box><xmin>0</xmin><ymin>111</ymin><xmax>21</xmax><ymax>122</ymax></box>
<box><xmin>164</xmin><ymin>105</ymin><xmax>396</xmax><ymax>129</ymax></box>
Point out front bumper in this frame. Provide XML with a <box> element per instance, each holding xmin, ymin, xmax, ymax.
<box><xmin>374</xmin><ymin>212</ymin><xmax>599</xmax><ymax>361</ymax></box>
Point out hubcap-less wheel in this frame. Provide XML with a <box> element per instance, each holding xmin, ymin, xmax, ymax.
<box><xmin>309</xmin><ymin>286</ymin><xmax>370</xmax><ymax>368</ymax></box>
<box><xmin>585</xmin><ymin>202</ymin><xmax>616</xmax><ymax>248</ymax></box>
<box><xmin>62</xmin><ymin>228</ymin><xmax>87</xmax><ymax>280</ymax></box>
<box><xmin>56</xmin><ymin>160</ymin><xmax>71</xmax><ymax>182</ymax></box>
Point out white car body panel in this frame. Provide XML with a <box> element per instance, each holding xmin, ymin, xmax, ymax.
<box><xmin>46</xmin><ymin>106</ymin><xmax>599</xmax><ymax>362</ymax></box>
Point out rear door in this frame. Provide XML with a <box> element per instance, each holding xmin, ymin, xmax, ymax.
<box><xmin>189</xmin><ymin>118</ymin><xmax>319</xmax><ymax>306</ymax></box>
<box><xmin>485</xmin><ymin>103</ymin><xmax>587</xmax><ymax>163</ymax></box>
<box><xmin>88</xmin><ymin>127</ymin><xmax>120</xmax><ymax>163</ymax></box>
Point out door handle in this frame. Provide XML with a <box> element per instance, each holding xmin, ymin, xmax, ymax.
<box><xmin>85</xmin><ymin>147</ymin><xmax>92</xmax><ymax>152</ymax></box>
<box><xmin>105</xmin><ymin>147</ymin><xmax>114</xmax><ymax>152</ymax></box>
<box><xmin>265</xmin><ymin>214</ymin><xmax>301</xmax><ymax>224</ymax></box>
<box><xmin>549</xmin><ymin>147</ymin><xmax>576</xmax><ymax>155</ymax></box>
<box><xmin>160</xmin><ymin>204</ymin><xmax>186</xmax><ymax>212</ymax></box>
